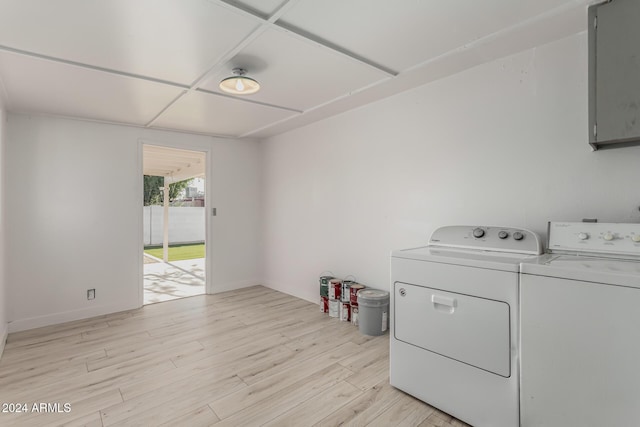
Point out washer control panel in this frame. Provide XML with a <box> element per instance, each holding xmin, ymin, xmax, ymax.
<box><xmin>429</xmin><ymin>225</ymin><xmax>543</xmax><ymax>255</ymax></box>
<box><xmin>548</xmin><ymin>222</ymin><xmax>640</xmax><ymax>256</ymax></box>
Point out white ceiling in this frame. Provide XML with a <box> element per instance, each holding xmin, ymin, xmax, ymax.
<box><xmin>0</xmin><ymin>0</ymin><xmax>598</xmax><ymax>139</ymax></box>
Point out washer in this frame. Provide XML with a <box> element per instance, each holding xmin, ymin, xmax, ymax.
<box><xmin>390</xmin><ymin>225</ymin><xmax>542</xmax><ymax>427</ymax></box>
<box><xmin>520</xmin><ymin>221</ymin><xmax>640</xmax><ymax>427</ymax></box>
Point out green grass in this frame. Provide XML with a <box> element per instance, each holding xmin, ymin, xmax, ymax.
<box><xmin>144</xmin><ymin>243</ymin><xmax>205</xmax><ymax>261</ymax></box>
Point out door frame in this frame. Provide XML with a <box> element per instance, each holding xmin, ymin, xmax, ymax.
<box><xmin>137</xmin><ymin>138</ymin><xmax>212</xmax><ymax>307</ymax></box>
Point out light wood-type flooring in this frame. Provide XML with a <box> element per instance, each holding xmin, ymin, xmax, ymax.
<box><xmin>0</xmin><ymin>286</ymin><xmax>469</xmax><ymax>426</ymax></box>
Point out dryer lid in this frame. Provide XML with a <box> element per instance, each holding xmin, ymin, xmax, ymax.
<box><xmin>391</xmin><ymin>246</ymin><xmax>538</xmax><ymax>272</ymax></box>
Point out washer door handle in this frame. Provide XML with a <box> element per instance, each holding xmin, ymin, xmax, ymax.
<box><xmin>432</xmin><ymin>294</ymin><xmax>457</xmax><ymax>314</ymax></box>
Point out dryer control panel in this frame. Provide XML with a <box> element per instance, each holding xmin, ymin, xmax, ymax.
<box><xmin>428</xmin><ymin>225</ymin><xmax>543</xmax><ymax>255</ymax></box>
<box><xmin>548</xmin><ymin>222</ymin><xmax>640</xmax><ymax>257</ymax></box>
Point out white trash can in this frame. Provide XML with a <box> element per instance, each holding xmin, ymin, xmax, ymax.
<box><xmin>357</xmin><ymin>289</ymin><xmax>390</xmax><ymax>336</ymax></box>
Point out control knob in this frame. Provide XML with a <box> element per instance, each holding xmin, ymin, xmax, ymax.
<box><xmin>472</xmin><ymin>228</ymin><xmax>485</xmax><ymax>238</ymax></box>
<box><xmin>498</xmin><ymin>231</ymin><xmax>509</xmax><ymax>239</ymax></box>
<box><xmin>578</xmin><ymin>232</ymin><xmax>589</xmax><ymax>240</ymax></box>
<box><xmin>632</xmin><ymin>235</ymin><xmax>640</xmax><ymax>243</ymax></box>
<box><xmin>603</xmin><ymin>232</ymin><xmax>614</xmax><ymax>241</ymax></box>
<box><xmin>513</xmin><ymin>231</ymin><xmax>524</xmax><ymax>241</ymax></box>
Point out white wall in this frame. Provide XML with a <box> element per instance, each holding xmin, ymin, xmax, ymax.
<box><xmin>261</xmin><ymin>33</ymin><xmax>640</xmax><ymax>304</ymax></box>
<box><xmin>5</xmin><ymin>115</ymin><xmax>262</xmax><ymax>332</ymax></box>
<box><xmin>0</xmin><ymin>96</ymin><xmax>7</xmax><ymax>355</ymax></box>
<box><xmin>208</xmin><ymin>135</ymin><xmax>262</xmax><ymax>291</ymax></box>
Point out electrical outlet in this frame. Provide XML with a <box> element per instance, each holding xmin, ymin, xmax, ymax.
<box><xmin>87</xmin><ymin>289</ymin><xmax>95</xmax><ymax>300</ymax></box>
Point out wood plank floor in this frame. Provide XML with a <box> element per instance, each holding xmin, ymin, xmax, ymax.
<box><xmin>0</xmin><ymin>286</ymin><xmax>469</xmax><ymax>426</ymax></box>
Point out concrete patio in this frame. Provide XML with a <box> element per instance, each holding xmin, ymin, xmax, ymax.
<box><xmin>143</xmin><ymin>256</ymin><xmax>205</xmax><ymax>304</ymax></box>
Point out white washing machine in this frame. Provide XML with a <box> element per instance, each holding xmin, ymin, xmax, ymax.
<box><xmin>390</xmin><ymin>225</ymin><xmax>543</xmax><ymax>427</ymax></box>
<box><xmin>520</xmin><ymin>221</ymin><xmax>640</xmax><ymax>427</ymax></box>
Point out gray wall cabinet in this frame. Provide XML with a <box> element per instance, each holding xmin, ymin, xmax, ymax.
<box><xmin>589</xmin><ymin>0</ymin><xmax>640</xmax><ymax>150</ymax></box>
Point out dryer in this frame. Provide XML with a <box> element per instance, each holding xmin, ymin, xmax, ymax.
<box><xmin>520</xmin><ymin>221</ymin><xmax>640</xmax><ymax>426</ymax></box>
<box><xmin>390</xmin><ymin>225</ymin><xmax>542</xmax><ymax>427</ymax></box>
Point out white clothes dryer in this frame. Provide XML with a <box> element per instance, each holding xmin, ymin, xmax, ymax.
<box><xmin>390</xmin><ymin>225</ymin><xmax>542</xmax><ymax>427</ymax></box>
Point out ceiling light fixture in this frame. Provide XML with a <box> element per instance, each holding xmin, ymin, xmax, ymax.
<box><xmin>219</xmin><ymin>68</ymin><xmax>260</xmax><ymax>95</ymax></box>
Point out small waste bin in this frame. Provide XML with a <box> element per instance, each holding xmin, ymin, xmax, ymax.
<box><xmin>357</xmin><ymin>289</ymin><xmax>390</xmax><ymax>336</ymax></box>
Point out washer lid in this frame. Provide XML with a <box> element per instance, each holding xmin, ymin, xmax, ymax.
<box><xmin>550</xmin><ymin>256</ymin><xmax>640</xmax><ymax>273</ymax></box>
<box><xmin>392</xmin><ymin>246</ymin><xmax>539</xmax><ymax>272</ymax></box>
<box><xmin>520</xmin><ymin>254</ymin><xmax>640</xmax><ymax>288</ymax></box>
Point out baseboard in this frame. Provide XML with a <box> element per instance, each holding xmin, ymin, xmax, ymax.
<box><xmin>7</xmin><ymin>302</ymin><xmax>139</xmax><ymax>333</ymax></box>
<box><xmin>262</xmin><ymin>280</ymin><xmax>317</xmax><ymax>305</ymax></box>
<box><xmin>211</xmin><ymin>279</ymin><xmax>261</xmax><ymax>294</ymax></box>
<box><xmin>7</xmin><ymin>281</ymin><xmax>269</xmax><ymax>333</ymax></box>
<box><xmin>0</xmin><ymin>322</ymin><xmax>8</xmax><ymax>360</ymax></box>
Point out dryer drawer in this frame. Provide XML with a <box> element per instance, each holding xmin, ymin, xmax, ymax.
<box><xmin>394</xmin><ymin>282</ymin><xmax>511</xmax><ymax>377</ymax></box>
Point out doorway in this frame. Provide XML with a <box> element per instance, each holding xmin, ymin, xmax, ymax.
<box><xmin>142</xmin><ymin>144</ymin><xmax>207</xmax><ymax>305</ymax></box>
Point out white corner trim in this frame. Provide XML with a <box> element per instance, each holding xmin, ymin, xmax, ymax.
<box><xmin>0</xmin><ymin>322</ymin><xmax>8</xmax><ymax>360</ymax></box>
<box><xmin>261</xmin><ymin>280</ymin><xmax>317</xmax><ymax>305</ymax></box>
<box><xmin>7</xmin><ymin>302</ymin><xmax>138</xmax><ymax>333</ymax></box>
<box><xmin>210</xmin><ymin>279</ymin><xmax>261</xmax><ymax>294</ymax></box>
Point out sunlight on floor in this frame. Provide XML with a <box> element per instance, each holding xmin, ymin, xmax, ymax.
<box><xmin>143</xmin><ymin>257</ymin><xmax>205</xmax><ymax>304</ymax></box>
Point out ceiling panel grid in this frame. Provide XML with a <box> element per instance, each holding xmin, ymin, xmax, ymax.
<box><xmin>0</xmin><ymin>0</ymin><xmax>597</xmax><ymax>138</ymax></box>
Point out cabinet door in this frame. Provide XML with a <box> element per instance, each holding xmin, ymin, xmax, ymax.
<box><xmin>589</xmin><ymin>0</ymin><xmax>640</xmax><ymax>149</ymax></box>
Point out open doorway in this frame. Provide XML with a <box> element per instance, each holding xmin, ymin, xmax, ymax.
<box><xmin>142</xmin><ymin>144</ymin><xmax>207</xmax><ymax>305</ymax></box>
